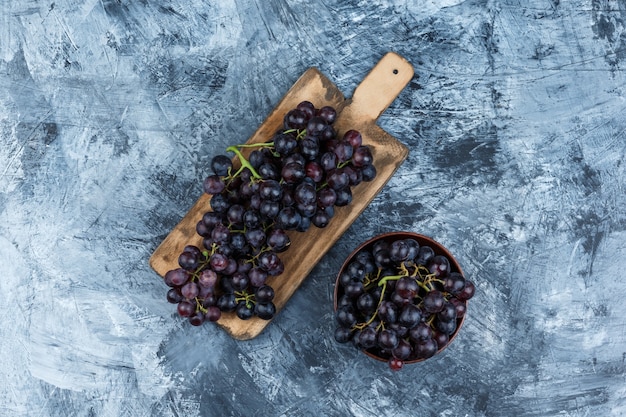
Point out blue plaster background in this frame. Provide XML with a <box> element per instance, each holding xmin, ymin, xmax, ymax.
<box><xmin>1</xmin><ymin>1</ymin><xmax>626</xmax><ymax>416</ymax></box>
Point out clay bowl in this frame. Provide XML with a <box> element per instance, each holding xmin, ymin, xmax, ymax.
<box><xmin>333</xmin><ymin>231</ymin><xmax>468</xmax><ymax>366</ymax></box>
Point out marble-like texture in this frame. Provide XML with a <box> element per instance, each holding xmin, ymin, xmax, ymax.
<box><xmin>1</xmin><ymin>0</ymin><xmax>625</xmax><ymax>416</ymax></box>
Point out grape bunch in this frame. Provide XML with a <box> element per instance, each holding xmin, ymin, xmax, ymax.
<box><xmin>162</xmin><ymin>101</ymin><xmax>377</xmax><ymax>327</ymax></box>
<box><xmin>333</xmin><ymin>236</ymin><xmax>475</xmax><ymax>371</ymax></box>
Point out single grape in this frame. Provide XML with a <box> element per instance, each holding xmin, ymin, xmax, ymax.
<box><xmin>281</xmin><ymin>161</ymin><xmax>306</xmax><ymax>184</ymax></box>
<box><xmin>351</xmin><ymin>146</ymin><xmax>373</xmax><ymax>167</ymax></box>
<box><xmin>398</xmin><ymin>303</ymin><xmax>422</xmax><ymax>328</ymax></box>
<box><xmin>342</xmin><ymin>165</ymin><xmax>363</xmax><ymax>186</ymax></box>
<box><xmin>409</xmin><ymin>322</ymin><xmax>433</xmax><ymax>343</ymax></box>
<box><xmin>388</xmin><ymin>357</ymin><xmax>404</xmax><ymax>371</ymax></box>
<box><xmin>166</xmin><ymin>288</ymin><xmax>183</xmax><ymax>304</ymax></box>
<box><xmin>226</xmin><ymin>204</ymin><xmax>245</xmax><ymax>226</ymax></box>
<box><xmin>188</xmin><ymin>311</ymin><xmax>205</xmax><ymax>326</ymax></box>
<box><xmin>223</xmin><ymin>258</ymin><xmax>238</xmax><ymax>275</ymax></box>
<box><xmin>391</xmin><ymin>339</ymin><xmax>412</xmax><ymax>360</ymax></box>
<box><xmin>343</xmin><ymin>130</ymin><xmax>362</xmax><ymax>148</ymax></box>
<box><xmin>296</xmin><ymin>101</ymin><xmax>316</xmax><ymax>119</ymax></box>
<box><xmin>436</xmin><ymin>317</ymin><xmax>457</xmax><ymax>336</ymax></box>
<box><xmin>326</xmin><ymin>169</ymin><xmax>349</xmax><ymax>191</ymax></box>
<box><xmin>321</xmin><ymin>125</ymin><xmax>336</xmax><ymax>141</ymax></box>
<box><xmin>205</xmin><ymin>306</ymin><xmax>221</xmax><ymax>322</ymax></box>
<box><xmin>377</xmin><ymin>328</ymin><xmax>399</xmax><ymax>350</ymax></box>
<box><xmin>196</xmin><ymin>220</ymin><xmax>211</xmax><ymax>237</ymax></box>
<box><xmin>300</xmin><ymin>136</ymin><xmax>320</xmax><ymax>160</ymax></box>
<box><xmin>216</xmin><ymin>293</ymin><xmax>237</xmax><ymax>312</ymax></box>
<box><xmin>181</xmin><ymin>281</ymin><xmax>199</xmax><ymax>299</ymax></box>
<box><xmin>258</xmin><ymin>179</ymin><xmax>283</xmax><ymax>201</ymax></box>
<box><xmin>236</xmin><ymin>301</ymin><xmax>255</xmax><ymax>320</ymax></box>
<box><xmin>357</xmin><ymin>326</ymin><xmax>378</xmax><ymax>349</ymax></box>
<box><xmin>318</xmin><ymin>105</ymin><xmax>336</xmax><ymax>124</ymax></box>
<box><xmin>457</xmin><ymin>280</ymin><xmax>475</xmax><ymax>301</ymax></box>
<box><xmin>317</xmin><ymin>188</ymin><xmax>337</xmax><ymax>208</ymax></box>
<box><xmin>273</xmin><ymin>132</ymin><xmax>298</xmax><ymax>155</ymax></box>
<box><xmin>231</xmin><ymin>271</ymin><xmax>249</xmax><ymax>291</ymax></box>
<box><xmin>443</xmin><ymin>272</ymin><xmax>466</xmax><ymax>295</ymax></box>
<box><xmin>258</xmin><ymin>162</ymin><xmax>280</xmax><ymax>180</ymax></box>
<box><xmin>414</xmin><ymin>337</ymin><xmax>438</xmax><ymax>359</ymax></box>
<box><xmin>255</xmin><ymin>285</ymin><xmax>275</xmax><ymax>302</ymax></box>
<box><xmin>294</xmin><ymin>182</ymin><xmax>317</xmax><ymax>206</ymax></box>
<box><xmin>305</xmin><ymin>161</ymin><xmax>324</xmax><ymax>183</ymax></box>
<box><xmin>275</xmin><ymin>206</ymin><xmax>302</xmax><ymax>230</ymax></box>
<box><xmin>415</xmin><ymin>245</ymin><xmax>435</xmax><ymax>266</ymax></box>
<box><xmin>245</xmin><ymin>228</ymin><xmax>266</xmax><ymax>248</ymax></box>
<box><xmin>344</xmin><ymin>281</ymin><xmax>365</xmax><ymax>299</ymax></box>
<box><xmin>378</xmin><ymin>301</ymin><xmax>398</xmax><ymax>323</ymax></box>
<box><xmin>209</xmin><ymin>193</ymin><xmax>230</xmax><ymax>213</ymax></box>
<box><xmin>361</xmin><ymin>164</ymin><xmax>377</xmax><ymax>181</ymax></box>
<box><xmin>266</xmin><ymin>228</ymin><xmax>290</xmax><ymax>252</ymax></box>
<box><xmin>202</xmin><ymin>211</ymin><xmax>222</xmax><ymax>228</ymax></box>
<box><xmin>395</xmin><ymin>276</ymin><xmax>419</xmax><ymax>299</ymax></box>
<box><xmin>248</xmin><ymin>149</ymin><xmax>266</xmax><ymax>168</ymax></box>
<box><xmin>203</xmin><ymin>174</ymin><xmax>226</xmax><ymax>194</ymax></box>
<box><xmin>389</xmin><ymin>240</ymin><xmax>410</xmax><ymax>262</ymax></box>
<box><xmin>306</xmin><ymin>116</ymin><xmax>327</xmax><ymax>136</ymax></box>
<box><xmin>335</xmin><ymin>306</ymin><xmax>357</xmax><ymax>327</ymax></box>
<box><xmin>333</xmin><ymin>141</ymin><xmax>353</xmax><ymax>163</ymax></box>
<box><xmin>254</xmin><ymin>302</ymin><xmax>276</xmax><ymax>320</ymax></box>
<box><xmin>334</xmin><ymin>326</ymin><xmax>353</xmax><ymax>343</ymax></box>
<box><xmin>404</xmin><ymin>239</ymin><xmax>420</xmax><ymax>263</ymax></box>
<box><xmin>165</xmin><ymin>268</ymin><xmax>189</xmax><ymax>287</ymax></box>
<box><xmin>356</xmin><ymin>292</ymin><xmax>377</xmax><ymax>314</ymax></box>
<box><xmin>177</xmin><ymin>301</ymin><xmax>196</xmax><ymax>317</ymax></box>
<box><xmin>259</xmin><ymin>200</ymin><xmax>280</xmax><ymax>219</ymax></box>
<box><xmin>346</xmin><ymin>261</ymin><xmax>366</xmax><ymax>281</ymax></box>
<box><xmin>258</xmin><ymin>251</ymin><xmax>284</xmax><ymax>276</ymax></box>
<box><xmin>243</xmin><ymin>209</ymin><xmax>261</xmax><ymax>229</ymax></box>
<box><xmin>284</xmin><ymin>109</ymin><xmax>307</xmax><ymax>129</ymax></box>
<box><xmin>311</xmin><ymin>208</ymin><xmax>331</xmax><ymax>228</ymax></box>
<box><xmin>422</xmin><ymin>290</ymin><xmax>445</xmax><ymax>313</ymax></box>
<box><xmin>211</xmin><ymin>154</ymin><xmax>233</xmax><ymax>176</ymax></box>
<box><xmin>178</xmin><ymin>251</ymin><xmax>199</xmax><ymax>271</ymax></box>
<box><xmin>428</xmin><ymin>255</ymin><xmax>451</xmax><ymax>278</ymax></box>
<box><xmin>438</xmin><ymin>301</ymin><xmax>458</xmax><ymax>322</ymax></box>
<box><xmin>248</xmin><ymin>267</ymin><xmax>268</xmax><ymax>287</ymax></box>
<box><xmin>209</xmin><ymin>252</ymin><xmax>229</xmax><ymax>272</ymax></box>
<box><xmin>433</xmin><ymin>330</ymin><xmax>449</xmax><ymax>349</ymax></box>
<box><xmin>320</xmin><ymin>151</ymin><xmax>338</xmax><ymax>171</ymax></box>
<box><xmin>449</xmin><ymin>297</ymin><xmax>467</xmax><ymax>317</ymax></box>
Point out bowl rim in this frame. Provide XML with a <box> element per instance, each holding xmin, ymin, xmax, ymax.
<box><xmin>333</xmin><ymin>231</ymin><xmax>467</xmax><ymax>364</ymax></box>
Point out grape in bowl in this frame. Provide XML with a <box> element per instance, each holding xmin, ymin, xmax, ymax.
<box><xmin>333</xmin><ymin>232</ymin><xmax>475</xmax><ymax>371</ymax></box>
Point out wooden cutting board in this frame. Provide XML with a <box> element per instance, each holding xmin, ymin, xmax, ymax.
<box><xmin>150</xmin><ymin>52</ymin><xmax>414</xmax><ymax>340</ymax></box>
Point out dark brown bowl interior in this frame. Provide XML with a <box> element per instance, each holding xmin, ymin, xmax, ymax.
<box><xmin>333</xmin><ymin>231</ymin><xmax>466</xmax><ymax>364</ymax></box>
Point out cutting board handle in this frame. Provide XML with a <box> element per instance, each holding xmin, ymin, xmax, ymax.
<box><xmin>348</xmin><ymin>52</ymin><xmax>414</xmax><ymax>122</ymax></box>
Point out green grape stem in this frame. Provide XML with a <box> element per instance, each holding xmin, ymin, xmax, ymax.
<box><xmin>353</xmin><ymin>281</ymin><xmax>388</xmax><ymax>331</ymax></box>
<box><xmin>235</xmin><ymin>290</ymin><xmax>255</xmax><ymax>308</ymax></box>
<box><xmin>225</xmin><ymin>145</ymin><xmax>264</xmax><ymax>179</ymax></box>
<box><xmin>196</xmin><ymin>298</ymin><xmax>208</xmax><ymax>314</ymax></box>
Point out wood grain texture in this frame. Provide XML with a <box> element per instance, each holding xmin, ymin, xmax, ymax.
<box><xmin>149</xmin><ymin>52</ymin><xmax>413</xmax><ymax>339</ymax></box>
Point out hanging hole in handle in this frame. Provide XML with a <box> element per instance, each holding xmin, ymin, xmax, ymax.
<box><xmin>393</xmin><ymin>69</ymin><xmax>399</xmax><ymax>74</ymax></box>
